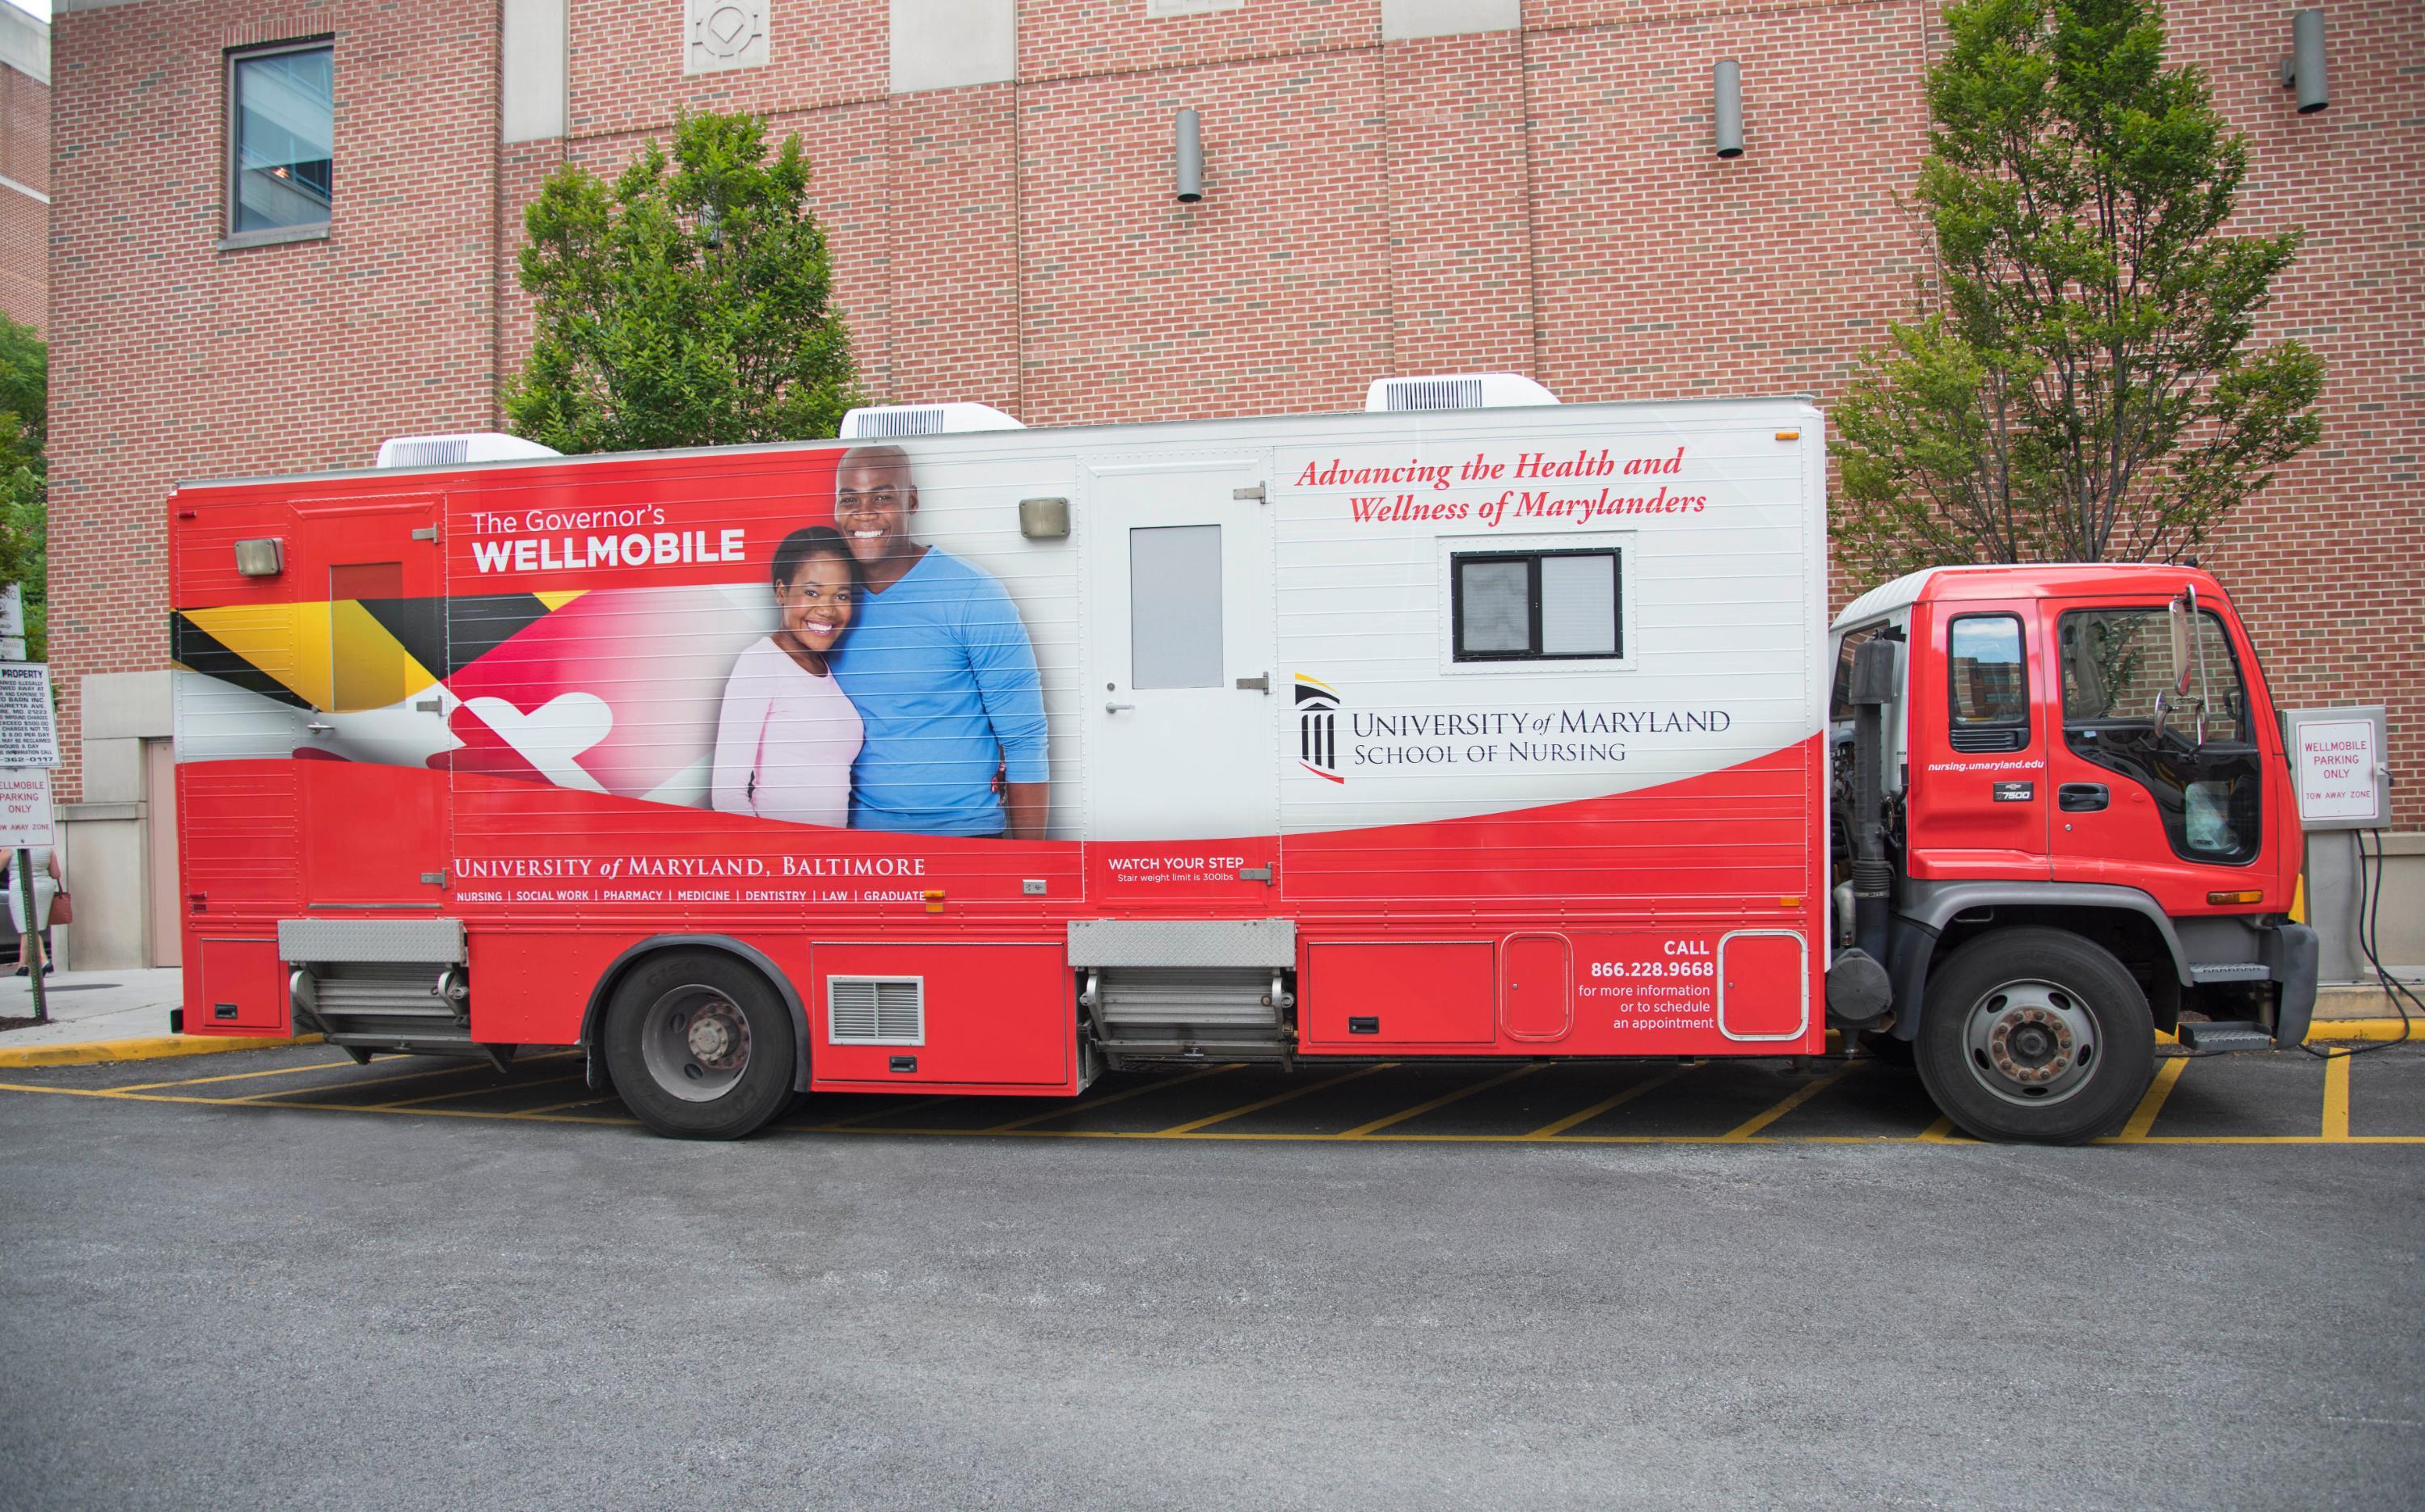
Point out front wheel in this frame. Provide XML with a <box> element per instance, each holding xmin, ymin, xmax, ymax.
<box><xmin>601</xmin><ymin>950</ymin><xmax>799</xmax><ymax>1140</ymax></box>
<box><xmin>1914</xmin><ymin>928</ymin><xmax>2153</xmax><ymax>1145</ymax></box>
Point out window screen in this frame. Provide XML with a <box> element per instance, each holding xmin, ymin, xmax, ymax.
<box><xmin>1451</xmin><ymin>549</ymin><xmax>1623</xmax><ymax>662</ymax></box>
<box><xmin>1129</xmin><ymin>525</ymin><xmax>1223</xmax><ymax>689</ymax></box>
<box><xmin>230</xmin><ymin>43</ymin><xmax>333</xmax><ymax>236</ymax></box>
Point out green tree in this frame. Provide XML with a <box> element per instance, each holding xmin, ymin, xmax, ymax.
<box><xmin>1832</xmin><ymin>0</ymin><xmax>2322</xmax><ymax>580</ymax></box>
<box><xmin>0</xmin><ymin>317</ymin><xmax>44</xmax><ymax>660</ymax></box>
<box><xmin>504</xmin><ymin>109</ymin><xmax>860</xmax><ymax>453</ymax></box>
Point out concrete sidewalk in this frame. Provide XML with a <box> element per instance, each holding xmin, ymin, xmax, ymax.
<box><xmin>0</xmin><ymin>968</ymin><xmax>184</xmax><ymax>1047</ymax></box>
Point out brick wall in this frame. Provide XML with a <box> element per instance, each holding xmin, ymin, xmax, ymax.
<box><xmin>48</xmin><ymin>0</ymin><xmax>2424</xmax><ymax>824</ymax></box>
<box><xmin>48</xmin><ymin>1</ymin><xmax>503</xmax><ymax>801</ymax></box>
<box><xmin>0</xmin><ymin>60</ymin><xmax>44</xmax><ymax>331</ymax></box>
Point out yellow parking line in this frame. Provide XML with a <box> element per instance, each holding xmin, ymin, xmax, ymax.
<box><xmin>1337</xmin><ymin>1063</ymin><xmax>1542</xmax><ymax>1139</ymax></box>
<box><xmin>1720</xmin><ymin>1063</ymin><xmax>1859</xmax><ymax>1141</ymax></box>
<box><xmin>231</xmin><ymin>1049</ymin><xmax>576</xmax><ymax>1103</ymax></box>
<box><xmin>1151</xmin><ymin>1063</ymin><xmax>1396</xmax><ymax>1135</ymax></box>
<box><xmin>1917</xmin><ymin>1116</ymin><xmax>1963</xmax><ymax>1143</ymax></box>
<box><xmin>2322</xmin><ymin>1054</ymin><xmax>2351</xmax><ymax>1142</ymax></box>
<box><xmin>115</xmin><ymin>1055</ymin><xmax>361</xmax><ymax>1092</ymax></box>
<box><xmin>2115</xmin><ymin>1057</ymin><xmax>2191</xmax><ymax>1142</ymax></box>
<box><xmin>984</xmin><ymin>1063</ymin><xmax>1241</xmax><ymax>1132</ymax></box>
<box><xmin>369</xmin><ymin>1072</ymin><xmax>579</xmax><ymax>1110</ymax></box>
<box><xmin>512</xmin><ymin>1094</ymin><xmax>619</xmax><ymax>1118</ymax></box>
<box><xmin>1523</xmin><ymin>1061</ymin><xmax>1698</xmax><ymax>1139</ymax></box>
<box><xmin>0</xmin><ymin>1080</ymin><xmax>639</xmax><ymax>1125</ymax></box>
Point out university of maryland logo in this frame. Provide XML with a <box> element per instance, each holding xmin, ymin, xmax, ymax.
<box><xmin>1295</xmin><ymin>675</ymin><xmax>1342</xmax><ymax>783</ymax></box>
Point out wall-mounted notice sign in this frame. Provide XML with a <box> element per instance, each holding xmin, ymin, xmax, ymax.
<box><xmin>0</xmin><ymin>662</ymin><xmax>57</xmax><ymax>769</ymax></box>
<box><xmin>2285</xmin><ymin>705</ymin><xmax>2388</xmax><ymax>830</ymax></box>
<box><xmin>0</xmin><ymin>766</ymin><xmax>52</xmax><ymax>849</ymax></box>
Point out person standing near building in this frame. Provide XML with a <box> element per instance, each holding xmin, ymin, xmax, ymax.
<box><xmin>829</xmin><ymin>444</ymin><xmax>1048</xmax><ymax>840</ymax></box>
<box><xmin>7</xmin><ymin>844</ymin><xmax>61</xmax><ymax>975</ymax></box>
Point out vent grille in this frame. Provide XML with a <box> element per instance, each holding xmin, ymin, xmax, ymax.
<box><xmin>382</xmin><ymin>437</ymin><xmax>470</xmax><ymax>468</ymax></box>
<box><xmin>1948</xmin><ymin>726</ymin><xmax>2027</xmax><ymax>753</ymax></box>
<box><xmin>1381</xmin><ymin>377</ymin><xmax>1484</xmax><ymax>412</ymax></box>
<box><xmin>828</xmin><ymin>977</ymin><xmax>924</xmax><ymax>1045</ymax></box>
<box><xmin>855</xmin><ymin>406</ymin><xmax>946</xmax><ymax>438</ymax></box>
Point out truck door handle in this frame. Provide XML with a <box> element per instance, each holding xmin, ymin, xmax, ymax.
<box><xmin>1104</xmin><ymin>702</ymin><xmax>1136</xmax><ymax>714</ymax></box>
<box><xmin>2058</xmin><ymin>782</ymin><xmax>2109</xmax><ymax>811</ymax></box>
<box><xmin>304</xmin><ymin>720</ymin><xmax>334</xmax><ymax>735</ymax></box>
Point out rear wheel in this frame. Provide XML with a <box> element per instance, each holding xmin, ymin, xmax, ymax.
<box><xmin>602</xmin><ymin>950</ymin><xmax>798</xmax><ymax>1140</ymax></box>
<box><xmin>1914</xmin><ymin>927</ymin><xmax>2153</xmax><ymax>1145</ymax></box>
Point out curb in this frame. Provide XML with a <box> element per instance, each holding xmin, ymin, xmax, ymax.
<box><xmin>0</xmin><ymin>1033</ymin><xmax>324</xmax><ymax>1068</ymax></box>
<box><xmin>2301</xmin><ymin>1017</ymin><xmax>2414</xmax><ymax>1044</ymax></box>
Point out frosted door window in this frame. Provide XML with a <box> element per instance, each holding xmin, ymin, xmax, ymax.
<box><xmin>1129</xmin><ymin>525</ymin><xmax>1224</xmax><ymax>689</ymax></box>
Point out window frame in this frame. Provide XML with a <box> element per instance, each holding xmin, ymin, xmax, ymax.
<box><xmin>1448</xmin><ymin>545</ymin><xmax>1626</xmax><ymax>665</ymax></box>
<box><xmin>1944</xmin><ymin>611</ymin><xmax>2031</xmax><ymax>745</ymax></box>
<box><xmin>221</xmin><ymin>36</ymin><xmax>336</xmax><ymax>251</ymax></box>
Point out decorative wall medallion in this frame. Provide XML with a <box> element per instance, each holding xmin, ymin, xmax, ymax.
<box><xmin>686</xmin><ymin>0</ymin><xmax>769</xmax><ymax>74</ymax></box>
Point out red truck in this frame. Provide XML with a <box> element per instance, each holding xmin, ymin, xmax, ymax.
<box><xmin>165</xmin><ymin>385</ymin><xmax>2315</xmax><ymax>1143</ymax></box>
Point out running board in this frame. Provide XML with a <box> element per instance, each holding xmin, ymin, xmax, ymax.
<box><xmin>2175</xmin><ymin>1020</ymin><xmax>2275</xmax><ymax>1054</ymax></box>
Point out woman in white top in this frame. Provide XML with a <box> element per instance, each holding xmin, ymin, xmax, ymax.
<box><xmin>711</xmin><ymin>527</ymin><xmax>866</xmax><ymax>827</ymax></box>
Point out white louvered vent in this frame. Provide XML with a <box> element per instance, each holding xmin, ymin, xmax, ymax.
<box><xmin>1385</xmin><ymin>377</ymin><xmax>1482</xmax><ymax>412</ymax></box>
<box><xmin>373</xmin><ymin>432</ymin><xmax>563</xmax><ymax>469</ymax></box>
<box><xmin>1364</xmin><ymin>373</ymin><xmax>1561</xmax><ymax>413</ymax></box>
<box><xmin>839</xmin><ymin>402</ymin><xmax>1025</xmax><ymax>440</ymax></box>
<box><xmin>827</xmin><ymin>977</ymin><xmax>925</xmax><ymax>1046</ymax></box>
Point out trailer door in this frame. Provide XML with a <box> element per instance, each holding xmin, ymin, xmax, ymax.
<box><xmin>1086</xmin><ymin>460</ymin><xmax>1278</xmax><ymax>842</ymax></box>
<box><xmin>297</xmin><ymin>497</ymin><xmax>449</xmax><ymax>908</ymax></box>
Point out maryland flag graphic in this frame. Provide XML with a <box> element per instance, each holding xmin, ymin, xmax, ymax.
<box><xmin>174</xmin><ymin>584</ymin><xmax>778</xmax><ymax>807</ymax></box>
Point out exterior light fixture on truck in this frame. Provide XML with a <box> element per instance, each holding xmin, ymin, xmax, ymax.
<box><xmin>166</xmin><ymin>387</ymin><xmax>2315</xmax><ymax>1143</ymax></box>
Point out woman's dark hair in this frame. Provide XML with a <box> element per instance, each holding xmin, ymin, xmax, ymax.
<box><xmin>771</xmin><ymin>525</ymin><xmax>863</xmax><ymax>592</ymax></box>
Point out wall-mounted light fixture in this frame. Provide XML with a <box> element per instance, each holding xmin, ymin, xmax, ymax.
<box><xmin>2282</xmin><ymin>10</ymin><xmax>2329</xmax><ymax>113</ymax></box>
<box><xmin>232</xmin><ymin>537</ymin><xmax>285</xmax><ymax>577</ymax></box>
<box><xmin>1713</xmin><ymin>61</ymin><xmax>1744</xmax><ymax>158</ymax></box>
<box><xmin>1175</xmin><ymin>107</ymin><xmax>1204</xmax><ymax>202</ymax></box>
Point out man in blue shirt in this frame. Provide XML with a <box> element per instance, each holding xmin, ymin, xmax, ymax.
<box><xmin>829</xmin><ymin>444</ymin><xmax>1049</xmax><ymax>838</ymax></box>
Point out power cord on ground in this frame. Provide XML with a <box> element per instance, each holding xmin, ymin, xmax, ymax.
<box><xmin>2299</xmin><ymin>826</ymin><xmax>2418</xmax><ymax>1060</ymax></box>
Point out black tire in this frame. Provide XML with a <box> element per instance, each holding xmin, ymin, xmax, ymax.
<box><xmin>1913</xmin><ymin>927</ymin><xmax>2153</xmax><ymax>1145</ymax></box>
<box><xmin>601</xmin><ymin>950</ymin><xmax>799</xmax><ymax>1140</ymax></box>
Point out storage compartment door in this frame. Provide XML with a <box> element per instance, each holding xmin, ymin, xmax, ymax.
<box><xmin>811</xmin><ymin>943</ymin><xmax>1072</xmax><ymax>1089</ymax></box>
<box><xmin>187</xmin><ymin>935</ymin><xmax>289</xmax><ymax>1034</ymax></box>
<box><xmin>1717</xmin><ymin>930</ymin><xmax>1807</xmax><ymax>1041</ymax></box>
<box><xmin>1304</xmin><ymin>941</ymin><xmax>1494</xmax><ymax>1047</ymax></box>
<box><xmin>1500</xmin><ymin>933</ymin><xmax>1572</xmax><ymax>1042</ymax></box>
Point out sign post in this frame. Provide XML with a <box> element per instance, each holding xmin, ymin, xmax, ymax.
<box><xmin>0</xmin><ymin>655</ymin><xmax>57</xmax><ymax>1022</ymax></box>
<box><xmin>2285</xmin><ymin>705</ymin><xmax>2392</xmax><ymax>983</ymax></box>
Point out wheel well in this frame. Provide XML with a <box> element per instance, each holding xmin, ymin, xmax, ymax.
<box><xmin>1926</xmin><ymin>908</ymin><xmax>2182</xmax><ymax>1033</ymax></box>
<box><xmin>579</xmin><ymin>936</ymin><xmax>812</xmax><ymax>1091</ymax></box>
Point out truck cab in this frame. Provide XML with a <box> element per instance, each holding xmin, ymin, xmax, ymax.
<box><xmin>1826</xmin><ymin>564</ymin><xmax>2318</xmax><ymax>1143</ymax></box>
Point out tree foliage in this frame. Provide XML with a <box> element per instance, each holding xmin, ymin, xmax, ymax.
<box><xmin>504</xmin><ymin>110</ymin><xmax>860</xmax><ymax>453</ymax></box>
<box><xmin>0</xmin><ymin>317</ymin><xmax>44</xmax><ymax>660</ymax></box>
<box><xmin>1832</xmin><ymin>0</ymin><xmax>2322</xmax><ymax>579</ymax></box>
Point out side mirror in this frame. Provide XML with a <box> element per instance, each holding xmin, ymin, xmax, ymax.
<box><xmin>1849</xmin><ymin>638</ymin><xmax>1900</xmax><ymax>705</ymax></box>
<box><xmin>2165</xmin><ymin>590</ymin><xmax>2195</xmax><ymax>697</ymax></box>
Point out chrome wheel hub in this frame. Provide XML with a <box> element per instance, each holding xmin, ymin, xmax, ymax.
<box><xmin>1961</xmin><ymin>979</ymin><xmax>2098</xmax><ymax>1107</ymax></box>
<box><xmin>640</xmin><ymin>985</ymin><xmax>753</xmax><ymax>1103</ymax></box>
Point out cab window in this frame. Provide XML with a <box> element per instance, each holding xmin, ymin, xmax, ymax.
<box><xmin>2058</xmin><ymin>607</ymin><xmax>2258</xmax><ymax>865</ymax></box>
<box><xmin>1946</xmin><ymin>614</ymin><xmax>2028</xmax><ymax>752</ymax></box>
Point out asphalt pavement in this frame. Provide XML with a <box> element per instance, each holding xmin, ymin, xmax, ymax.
<box><xmin>1</xmin><ymin>1044</ymin><xmax>2419</xmax><ymax>1511</ymax></box>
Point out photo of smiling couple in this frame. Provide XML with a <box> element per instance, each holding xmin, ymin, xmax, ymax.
<box><xmin>709</xmin><ymin>444</ymin><xmax>1048</xmax><ymax>840</ymax></box>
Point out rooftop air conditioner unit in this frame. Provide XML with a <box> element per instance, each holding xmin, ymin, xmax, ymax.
<box><xmin>839</xmin><ymin>402</ymin><xmax>1026</xmax><ymax>440</ymax></box>
<box><xmin>1364</xmin><ymin>373</ymin><xmax>1561</xmax><ymax>414</ymax></box>
<box><xmin>374</xmin><ymin>433</ymin><xmax>564</xmax><ymax>469</ymax></box>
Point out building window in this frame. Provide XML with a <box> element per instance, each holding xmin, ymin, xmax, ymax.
<box><xmin>227</xmin><ymin>41</ymin><xmax>333</xmax><ymax>242</ymax></box>
<box><xmin>1450</xmin><ymin>549</ymin><xmax>1623</xmax><ymax>663</ymax></box>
